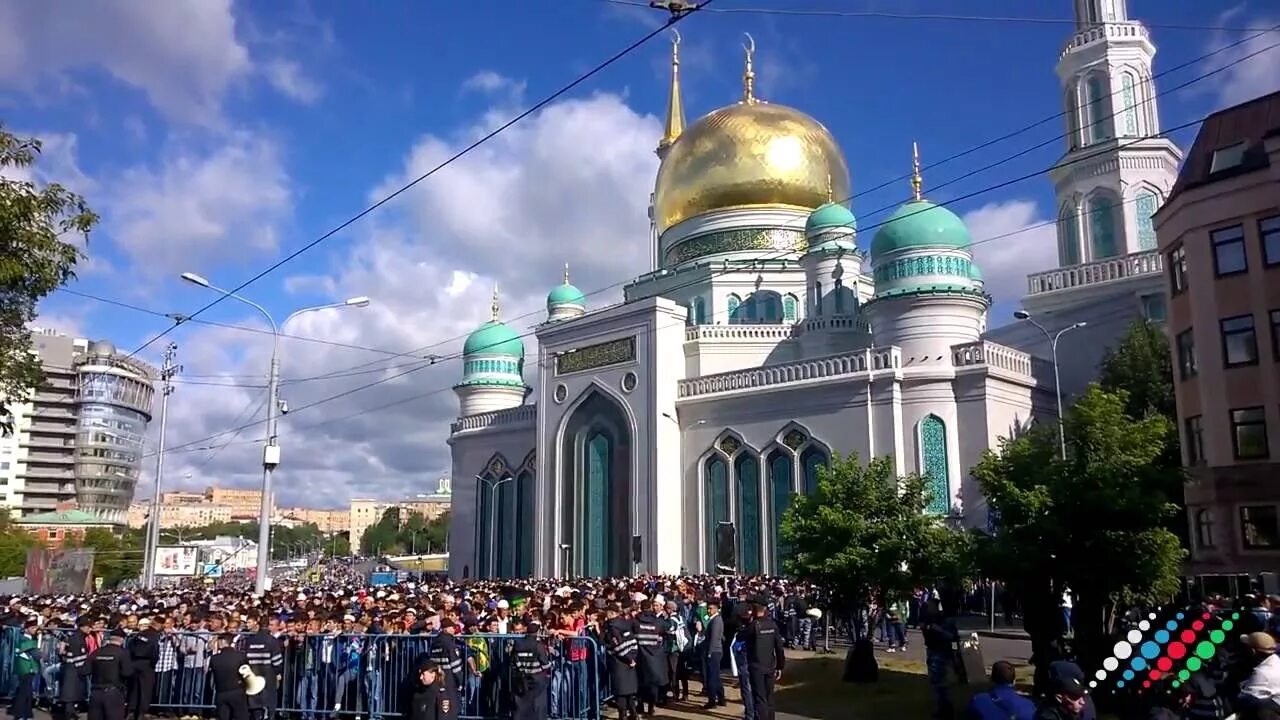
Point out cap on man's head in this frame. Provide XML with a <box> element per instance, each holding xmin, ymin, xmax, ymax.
<box><xmin>1054</xmin><ymin>677</ymin><xmax>1086</xmax><ymax>700</ymax></box>
<box><xmin>1241</xmin><ymin>631</ymin><xmax>1278</xmax><ymax>652</ymax></box>
<box><xmin>109</xmin><ymin>628</ymin><xmax>128</xmax><ymax>640</ymax></box>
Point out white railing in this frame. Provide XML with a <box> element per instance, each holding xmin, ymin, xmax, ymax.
<box><xmin>678</xmin><ymin>346</ymin><xmax>902</xmax><ymax>399</ymax></box>
<box><xmin>951</xmin><ymin>341</ymin><xmax>1038</xmax><ymax>377</ymax></box>
<box><xmin>684</xmin><ymin>324</ymin><xmax>796</xmax><ymax>342</ymax></box>
<box><xmin>1026</xmin><ymin>249</ymin><xmax>1162</xmax><ymax>295</ymax></box>
<box><xmin>450</xmin><ymin>404</ymin><xmax>537</xmax><ymax>433</ymax></box>
<box><xmin>796</xmin><ymin>316</ymin><xmax>871</xmax><ymax>334</ymax></box>
<box><xmin>1060</xmin><ymin>22</ymin><xmax>1150</xmax><ymax>60</ymax></box>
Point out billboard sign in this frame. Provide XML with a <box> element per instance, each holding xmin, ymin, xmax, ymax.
<box><xmin>25</xmin><ymin>548</ymin><xmax>94</xmax><ymax>594</ymax></box>
<box><xmin>154</xmin><ymin>546</ymin><xmax>199</xmax><ymax>576</ymax></box>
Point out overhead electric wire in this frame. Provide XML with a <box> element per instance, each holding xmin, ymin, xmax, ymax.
<box><xmin>600</xmin><ymin>0</ymin><xmax>1279</xmax><ymax>33</ymax></box>
<box><xmin>188</xmin><ymin>389</ymin><xmax>271</xmax><ymax>474</ymax></box>
<box><xmin>121</xmin><ymin>3</ymin><xmax>709</xmax><ymax>361</ymax></box>
<box><xmin>294</xmin><ymin>19</ymin><xmax>1278</xmax><ymax>382</ymax></box>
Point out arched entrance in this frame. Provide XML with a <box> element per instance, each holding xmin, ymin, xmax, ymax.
<box><xmin>560</xmin><ymin>390</ymin><xmax>633</xmax><ymax>577</ymax></box>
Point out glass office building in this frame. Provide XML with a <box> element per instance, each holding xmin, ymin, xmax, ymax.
<box><xmin>73</xmin><ymin>341</ymin><xmax>156</xmax><ymax>524</ymax></box>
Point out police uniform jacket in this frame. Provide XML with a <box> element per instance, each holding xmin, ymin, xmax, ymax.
<box><xmin>510</xmin><ymin>635</ymin><xmax>551</xmax><ymax>695</ymax></box>
<box><xmin>242</xmin><ymin>630</ymin><xmax>283</xmax><ymax>690</ymax></box>
<box><xmin>88</xmin><ymin>643</ymin><xmax>134</xmax><ymax>691</ymax></box>
<box><xmin>129</xmin><ymin>627</ymin><xmax>161</xmax><ymax>672</ymax></box>
<box><xmin>428</xmin><ymin>632</ymin><xmax>464</xmax><ymax>683</ymax></box>
<box><xmin>742</xmin><ymin>618</ymin><xmax>786</xmax><ymax>673</ymax></box>
<box><xmin>209</xmin><ymin>647</ymin><xmax>252</xmax><ymax>695</ymax></box>
<box><xmin>633</xmin><ymin>611</ymin><xmax>669</xmax><ymax>686</ymax></box>
<box><xmin>604</xmin><ymin>617</ymin><xmax>639</xmax><ymax>696</ymax></box>
<box><xmin>409</xmin><ymin>675</ymin><xmax>459</xmax><ymax>720</ymax></box>
<box><xmin>58</xmin><ymin>630</ymin><xmax>90</xmax><ymax>701</ymax></box>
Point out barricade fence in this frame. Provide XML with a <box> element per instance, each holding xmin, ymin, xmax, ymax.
<box><xmin>0</xmin><ymin>627</ymin><xmax>608</xmax><ymax>720</ymax></box>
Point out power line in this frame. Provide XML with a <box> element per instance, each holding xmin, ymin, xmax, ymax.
<box><xmin>601</xmin><ymin>0</ymin><xmax>1280</xmax><ymax>33</ymax></box>
<box><xmin>122</xmin><ymin>3</ymin><xmax>709</xmax><ymax>361</ymax></box>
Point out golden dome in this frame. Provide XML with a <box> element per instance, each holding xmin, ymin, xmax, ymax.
<box><xmin>653</xmin><ymin>101</ymin><xmax>851</xmax><ymax>235</ymax></box>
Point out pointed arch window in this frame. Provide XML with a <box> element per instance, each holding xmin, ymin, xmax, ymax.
<box><xmin>1085</xmin><ymin>74</ymin><xmax>1112</xmax><ymax>144</ymax></box>
<box><xmin>800</xmin><ymin>446</ymin><xmax>828</xmax><ymax>496</ymax></box>
<box><xmin>767</xmin><ymin>449</ymin><xmax>794</xmax><ymax>573</ymax></box>
<box><xmin>783</xmin><ymin>294</ymin><xmax>798</xmax><ymax>322</ymax></box>
<box><xmin>920</xmin><ymin>415</ymin><xmax>950</xmax><ymax>515</ymax></box>
<box><xmin>1135</xmin><ymin>191</ymin><xmax>1158</xmax><ymax>251</ymax></box>
<box><xmin>736</xmin><ymin>453</ymin><xmax>762</xmax><ymax>575</ymax></box>
<box><xmin>726</xmin><ymin>295</ymin><xmax>741</xmax><ymax>324</ymax></box>
<box><xmin>834</xmin><ymin>279</ymin><xmax>845</xmax><ymax>315</ymax></box>
<box><xmin>497</xmin><ymin>478</ymin><xmax>518</xmax><ymax>577</ymax></box>
<box><xmin>1120</xmin><ymin>72</ymin><xmax>1138</xmax><ymax>136</ymax></box>
<box><xmin>1088</xmin><ymin>193</ymin><xmax>1120</xmax><ymax>259</ymax></box>
<box><xmin>705</xmin><ymin>455</ymin><xmax>729</xmax><ymax>570</ymax></box>
<box><xmin>516</xmin><ymin>470</ymin><xmax>535</xmax><ymax>577</ymax></box>
<box><xmin>476</xmin><ymin>477</ymin><xmax>493</xmax><ymax>578</ymax></box>
<box><xmin>1065</xmin><ymin>85</ymin><xmax>1082</xmax><ymax>150</ymax></box>
<box><xmin>693</xmin><ymin>297</ymin><xmax>707</xmax><ymax>325</ymax></box>
<box><xmin>814</xmin><ymin>283</ymin><xmax>823</xmax><ymax>316</ymax></box>
<box><xmin>583</xmin><ymin>431</ymin><xmax>611</xmax><ymax>577</ymax></box>
<box><xmin>744</xmin><ymin>294</ymin><xmax>759</xmax><ymax>323</ymax></box>
<box><xmin>1059</xmin><ymin>203</ymin><xmax>1081</xmax><ymax>266</ymax></box>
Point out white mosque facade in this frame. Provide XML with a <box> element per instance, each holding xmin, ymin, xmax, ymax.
<box><xmin>436</xmin><ymin>7</ymin><xmax>1209</xmax><ymax>578</ymax></box>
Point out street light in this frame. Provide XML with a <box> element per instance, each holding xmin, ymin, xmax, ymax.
<box><xmin>476</xmin><ymin>474</ymin><xmax>513</xmax><ymax>578</ymax></box>
<box><xmin>1014</xmin><ymin>310</ymin><xmax>1086</xmax><ymax>460</ymax></box>
<box><xmin>180</xmin><ymin>270</ymin><xmax>370</xmax><ymax>595</ymax></box>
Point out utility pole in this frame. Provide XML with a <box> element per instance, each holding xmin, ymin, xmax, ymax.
<box><xmin>255</xmin><ymin>353</ymin><xmax>281</xmax><ymax>595</ymax></box>
<box><xmin>143</xmin><ymin>343</ymin><xmax>180</xmax><ymax>589</ymax></box>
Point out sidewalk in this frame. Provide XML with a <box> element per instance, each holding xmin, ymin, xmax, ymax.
<box><xmin>955</xmin><ymin>614</ymin><xmax>1030</xmax><ymax>641</ymax></box>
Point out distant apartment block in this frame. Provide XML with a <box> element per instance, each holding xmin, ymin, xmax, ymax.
<box><xmin>349</xmin><ymin>478</ymin><xmax>452</xmax><ymax>544</ymax></box>
<box><xmin>1154</xmin><ymin>90</ymin><xmax>1280</xmax><ymax>576</ymax></box>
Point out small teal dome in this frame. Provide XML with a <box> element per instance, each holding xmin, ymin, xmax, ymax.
<box><xmin>463</xmin><ymin>321</ymin><xmax>524</xmax><ymax>358</ymax></box>
<box><xmin>871</xmin><ymin>200</ymin><xmax>971</xmax><ymax>257</ymax></box>
<box><xmin>547</xmin><ymin>283</ymin><xmax>585</xmax><ymax>309</ymax></box>
<box><xmin>806</xmin><ymin>202</ymin><xmax>856</xmax><ymax>233</ymax></box>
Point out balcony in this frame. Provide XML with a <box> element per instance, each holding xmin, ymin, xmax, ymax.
<box><xmin>952</xmin><ymin>341</ymin><xmax>1051</xmax><ymax>379</ymax></box>
<box><xmin>678</xmin><ymin>346</ymin><xmax>902</xmax><ymax>399</ymax></box>
<box><xmin>1060</xmin><ymin>22</ymin><xmax>1150</xmax><ymax>61</ymax></box>
<box><xmin>451</xmin><ymin>404</ymin><xmax>537</xmax><ymax>434</ymax></box>
<box><xmin>684</xmin><ymin>324</ymin><xmax>795</xmax><ymax>342</ymax></box>
<box><xmin>1025</xmin><ymin>249</ymin><xmax>1163</xmax><ymax>296</ymax></box>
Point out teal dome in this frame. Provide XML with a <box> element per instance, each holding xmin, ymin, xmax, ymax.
<box><xmin>871</xmin><ymin>200</ymin><xmax>971</xmax><ymax>257</ymax></box>
<box><xmin>547</xmin><ymin>283</ymin><xmax>585</xmax><ymax>309</ymax></box>
<box><xmin>806</xmin><ymin>202</ymin><xmax>856</xmax><ymax>233</ymax></box>
<box><xmin>463</xmin><ymin>321</ymin><xmax>524</xmax><ymax>358</ymax></box>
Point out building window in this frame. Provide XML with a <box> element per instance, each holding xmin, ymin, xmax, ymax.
<box><xmin>1059</xmin><ymin>204</ymin><xmax>1081</xmax><ymax>265</ymax></box>
<box><xmin>726</xmin><ymin>294</ymin><xmax>741</xmax><ymax>324</ymax></box>
<box><xmin>1088</xmin><ymin>194</ymin><xmax>1119</xmax><ymax>259</ymax></box>
<box><xmin>782</xmin><ymin>294</ymin><xmax>798</xmax><ymax>322</ymax></box>
<box><xmin>1221</xmin><ymin>314</ymin><xmax>1258</xmax><ymax>367</ymax></box>
<box><xmin>1272</xmin><ymin>310</ymin><xmax>1280</xmax><ymax>360</ymax></box>
<box><xmin>1209</xmin><ymin>142</ymin><xmax>1246</xmax><ymax>173</ymax></box>
<box><xmin>1120</xmin><ymin>72</ymin><xmax>1138</xmax><ymax>136</ymax></box>
<box><xmin>834</xmin><ymin>280</ymin><xmax>845</xmax><ymax>315</ymax></box>
<box><xmin>1175</xmin><ymin>329</ymin><xmax>1197</xmax><ymax>379</ymax></box>
<box><xmin>692</xmin><ymin>297</ymin><xmax>707</xmax><ymax>325</ymax></box>
<box><xmin>1134</xmin><ymin>191</ymin><xmax>1158</xmax><ymax>250</ymax></box>
<box><xmin>1085</xmin><ymin>74</ymin><xmax>1112</xmax><ymax>143</ymax></box>
<box><xmin>1184</xmin><ymin>415</ymin><xmax>1204</xmax><ymax>465</ymax></box>
<box><xmin>1212</xmin><ymin>225</ymin><xmax>1248</xmax><ymax>276</ymax></box>
<box><xmin>1262</xmin><ymin>216</ymin><xmax>1280</xmax><ymax>267</ymax></box>
<box><xmin>1230</xmin><ymin>407</ymin><xmax>1269</xmax><ymax>460</ymax></box>
<box><xmin>1141</xmin><ymin>294</ymin><xmax>1166</xmax><ymax>323</ymax></box>
<box><xmin>1168</xmin><ymin>245</ymin><xmax>1188</xmax><ymax>294</ymax></box>
<box><xmin>920</xmin><ymin>415</ymin><xmax>950</xmax><ymax>515</ymax></box>
<box><xmin>1194</xmin><ymin>509</ymin><xmax>1214</xmax><ymax>549</ymax></box>
<box><xmin>814</xmin><ymin>283</ymin><xmax>822</xmax><ymax>316</ymax></box>
<box><xmin>1240</xmin><ymin>505</ymin><xmax>1279</xmax><ymax>550</ymax></box>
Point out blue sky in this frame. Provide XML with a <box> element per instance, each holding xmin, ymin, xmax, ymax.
<box><xmin>2</xmin><ymin>0</ymin><xmax>1276</xmax><ymax>506</ymax></box>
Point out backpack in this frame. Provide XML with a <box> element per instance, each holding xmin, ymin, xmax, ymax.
<box><xmin>673</xmin><ymin>622</ymin><xmax>690</xmax><ymax>653</ymax></box>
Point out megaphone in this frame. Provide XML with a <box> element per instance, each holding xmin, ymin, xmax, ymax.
<box><xmin>807</xmin><ymin>608</ymin><xmax>823</xmax><ymax>619</ymax></box>
<box><xmin>238</xmin><ymin>665</ymin><xmax>266</xmax><ymax>696</ymax></box>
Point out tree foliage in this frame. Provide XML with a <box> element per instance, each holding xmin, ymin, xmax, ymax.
<box><xmin>972</xmin><ymin>385</ymin><xmax>1184</xmax><ymax>668</ymax></box>
<box><xmin>0</xmin><ymin>510</ymin><xmax>38</xmax><ymax>577</ymax></box>
<box><xmin>781</xmin><ymin>453</ymin><xmax>968</xmax><ymax>616</ymax></box>
<box><xmin>360</xmin><ymin>508</ymin><xmax>449</xmax><ymax>556</ymax></box>
<box><xmin>1098</xmin><ymin>320</ymin><xmax>1176</xmax><ymax>421</ymax></box>
<box><xmin>67</xmin><ymin>528</ymin><xmax>142</xmax><ymax>590</ymax></box>
<box><xmin>0</xmin><ymin>125</ymin><xmax>98</xmax><ymax>434</ymax></box>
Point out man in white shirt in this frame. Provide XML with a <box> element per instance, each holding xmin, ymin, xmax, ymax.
<box><xmin>1237</xmin><ymin>631</ymin><xmax>1280</xmax><ymax>717</ymax></box>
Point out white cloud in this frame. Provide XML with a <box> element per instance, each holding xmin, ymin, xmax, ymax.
<box><xmin>1202</xmin><ymin>12</ymin><xmax>1280</xmax><ymax>110</ymax></box>
<box><xmin>141</xmin><ymin>84</ymin><xmax>662</xmax><ymax>507</ymax></box>
<box><xmin>964</xmin><ymin>199</ymin><xmax>1057</xmax><ymax>309</ymax></box>
<box><xmin>0</xmin><ymin>0</ymin><xmax>251</xmax><ymax>125</ymax></box>
<box><xmin>108</xmin><ymin>132</ymin><xmax>292</xmax><ymax>276</ymax></box>
<box><xmin>263</xmin><ymin>58</ymin><xmax>323</xmax><ymax>104</ymax></box>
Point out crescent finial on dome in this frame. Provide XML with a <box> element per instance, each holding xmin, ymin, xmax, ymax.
<box><xmin>563</xmin><ymin>262</ymin><xmax>570</xmax><ymax>285</ymax></box>
<box><xmin>657</xmin><ymin>30</ymin><xmax>685</xmax><ymax>157</ymax></box>
<box><xmin>742</xmin><ymin>33</ymin><xmax>757</xmax><ymax>105</ymax></box>
<box><xmin>911</xmin><ymin>141</ymin><xmax>924</xmax><ymax>202</ymax></box>
<box><xmin>490</xmin><ymin>284</ymin><xmax>501</xmax><ymax>322</ymax></box>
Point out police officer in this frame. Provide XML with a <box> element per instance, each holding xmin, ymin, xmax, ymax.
<box><xmin>634</xmin><ymin>600</ymin><xmax>668</xmax><ymax>715</ymax></box>
<box><xmin>741</xmin><ymin>603</ymin><xmax>785</xmax><ymax>720</ymax></box>
<box><xmin>604</xmin><ymin>603</ymin><xmax>640</xmax><ymax>720</ymax></box>
<box><xmin>56</xmin><ymin>616</ymin><xmax>93</xmax><ymax>720</ymax></box>
<box><xmin>509</xmin><ymin>619</ymin><xmax>551</xmax><ymax>720</ymax></box>
<box><xmin>208</xmin><ymin>633</ymin><xmax>252</xmax><ymax>720</ymax></box>
<box><xmin>126</xmin><ymin>617</ymin><xmax>159</xmax><ymax>720</ymax></box>
<box><xmin>87</xmin><ymin>629</ymin><xmax>134</xmax><ymax>720</ymax></box>
<box><xmin>428</xmin><ymin>619</ymin><xmax>464</xmax><ymax>690</ymax></box>
<box><xmin>242</xmin><ymin>615</ymin><xmax>283</xmax><ymax>720</ymax></box>
<box><xmin>409</xmin><ymin>660</ymin><xmax>458</xmax><ymax>720</ymax></box>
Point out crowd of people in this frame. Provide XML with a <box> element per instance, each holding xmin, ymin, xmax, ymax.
<box><xmin>1</xmin><ymin>564</ymin><xmax>1278</xmax><ymax>720</ymax></box>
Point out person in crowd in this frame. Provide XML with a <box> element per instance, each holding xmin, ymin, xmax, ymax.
<box><xmin>963</xmin><ymin>660</ymin><xmax>1035</xmax><ymax>720</ymax></box>
<box><xmin>509</xmin><ymin>618</ymin><xmax>551</xmax><ymax>720</ymax></box>
<box><xmin>604</xmin><ymin>603</ymin><xmax>640</xmax><ymax>720</ymax></box>
<box><xmin>741</xmin><ymin>602</ymin><xmax>785</xmax><ymax>720</ymax></box>
<box><xmin>1034</xmin><ymin>677</ymin><xmax>1088</xmax><ymax>720</ymax></box>
<box><xmin>1235</xmin><ymin>631</ymin><xmax>1280</xmax><ymax>719</ymax></box>
<box><xmin>921</xmin><ymin>597</ymin><xmax>958</xmax><ymax>720</ymax></box>
<box><xmin>408</xmin><ymin>660</ymin><xmax>456</xmax><ymax>720</ymax></box>
<box><xmin>126</xmin><ymin>617</ymin><xmax>159</xmax><ymax>720</ymax></box>
<box><xmin>208</xmin><ymin>634</ymin><xmax>251</xmax><ymax>720</ymax></box>
<box><xmin>87</xmin><ymin>629</ymin><xmax>133</xmax><ymax>720</ymax></box>
<box><xmin>10</xmin><ymin>618</ymin><xmax>40</xmax><ymax>720</ymax></box>
<box><xmin>701</xmin><ymin>600</ymin><xmax>726</xmax><ymax>710</ymax></box>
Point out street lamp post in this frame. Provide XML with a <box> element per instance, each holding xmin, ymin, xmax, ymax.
<box><xmin>1014</xmin><ymin>310</ymin><xmax>1087</xmax><ymax>460</ymax></box>
<box><xmin>476</xmin><ymin>475</ymin><xmax>513</xmax><ymax>578</ymax></box>
<box><xmin>181</xmin><ymin>271</ymin><xmax>370</xmax><ymax>595</ymax></box>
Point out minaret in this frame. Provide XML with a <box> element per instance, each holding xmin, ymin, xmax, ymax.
<box><xmin>454</xmin><ymin>285</ymin><xmax>529</xmax><ymax>417</ymax></box>
<box><xmin>1051</xmin><ymin>0</ymin><xmax>1181</xmax><ymax>266</ymax></box>
<box><xmin>655</xmin><ymin>30</ymin><xmax>685</xmax><ymax>158</ymax></box>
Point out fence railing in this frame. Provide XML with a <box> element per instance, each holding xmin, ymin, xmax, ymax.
<box><xmin>0</xmin><ymin>628</ymin><xmax>607</xmax><ymax>720</ymax></box>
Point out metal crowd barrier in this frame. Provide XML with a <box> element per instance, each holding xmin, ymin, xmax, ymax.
<box><xmin>1</xmin><ymin>629</ymin><xmax>607</xmax><ymax>720</ymax></box>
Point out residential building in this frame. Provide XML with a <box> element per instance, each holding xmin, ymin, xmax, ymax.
<box><xmin>350</xmin><ymin>479</ymin><xmax>453</xmax><ymax>545</ymax></box>
<box><xmin>16</xmin><ymin>505</ymin><xmax>115</xmax><ymax>548</ymax></box>
<box><xmin>11</xmin><ymin>330</ymin><xmax>88</xmax><ymax>517</ymax></box>
<box><xmin>126</xmin><ymin>501</ymin><xmax>234</xmax><ymax>530</ymax></box>
<box><xmin>204</xmin><ymin>486</ymin><xmax>268</xmax><ymax>520</ymax></box>
<box><xmin>1153</xmin><ymin>90</ymin><xmax>1280</xmax><ymax>576</ymax></box>
<box><xmin>276</xmin><ymin>507</ymin><xmax>350</xmax><ymax>533</ymax></box>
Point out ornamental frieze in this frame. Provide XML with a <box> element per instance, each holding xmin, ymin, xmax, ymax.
<box><xmin>664</xmin><ymin>227</ymin><xmax>805</xmax><ymax>266</ymax></box>
<box><xmin>555</xmin><ymin>336</ymin><xmax>637</xmax><ymax>375</ymax></box>
<box><xmin>873</xmin><ymin>254</ymin><xmax>974</xmax><ymax>284</ymax></box>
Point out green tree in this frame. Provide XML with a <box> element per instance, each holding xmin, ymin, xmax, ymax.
<box><xmin>69</xmin><ymin>527</ymin><xmax>142</xmax><ymax>589</ymax></box>
<box><xmin>361</xmin><ymin>507</ymin><xmax>403</xmax><ymax>555</ymax></box>
<box><xmin>0</xmin><ymin>126</ymin><xmax>98</xmax><ymax>434</ymax></box>
<box><xmin>781</xmin><ymin>453</ymin><xmax>968</xmax><ymax>627</ymax></box>
<box><xmin>972</xmin><ymin>385</ymin><xmax>1184</xmax><ymax>677</ymax></box>
<box><xmin>0</xmin><ymin>509</ymin><xmax>38</xmax><ymax>576</ymax></box>
<box><xmin>1098</xmin><ymin>320</ymin><xmax>1176</xmax><ymax>421</ymax></box>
